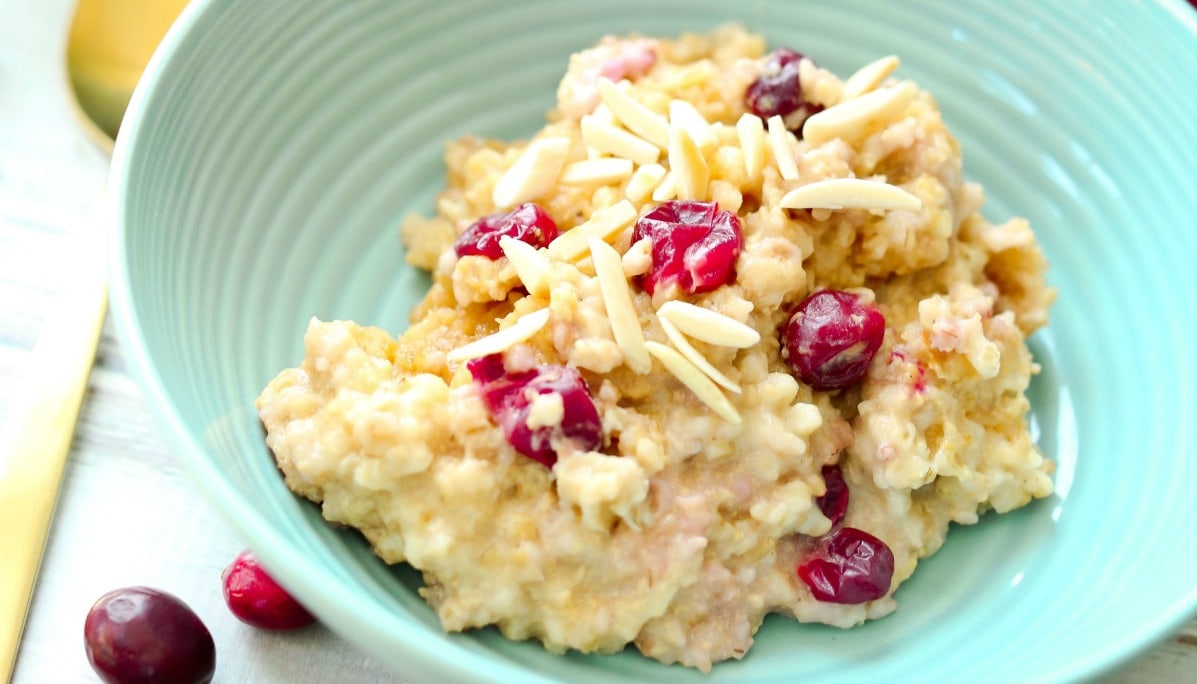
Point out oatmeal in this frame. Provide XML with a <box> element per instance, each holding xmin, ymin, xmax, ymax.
<box><xmin>257</xmin><ymin>25</ymin><xmax>1055</xmax><ymax>671</ymax></box>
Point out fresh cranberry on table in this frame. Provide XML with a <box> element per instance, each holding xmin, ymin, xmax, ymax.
<box><xmin>816</xmin><ymin>464</ymin><xmax>849</xmax><ymax>528</ymax></box>
<box><xmin>221</xmin><ymin>550</ymin><xmax>315</xmax><ymax>630</ymax></box>
<box><xmin>745</xmin><ymin>47</ymin><xmax>824</xmax><ymax>133</ymax></box>
<box><xmin>83</xmin><ymin>586</ymin><xmax>215</xmax><ymax>684</ymax></box>
<box><xmin>468</xmin><ymin>354</ymin><xmax>603</xmax><ymax>466</ymax></box>
<box><xmin>797</xmin><ymin>527</ymin><xmax>895</xmax><ymax>604</ymax></box>
<box><xmin>630</xmin><ymin>200</ymin><xmax>743</xmax><ymax>296</ymax></box>
<box><xmin>781</xmin><ymin>289</ymin><xmax>886</xmax><ymax>391</ymax></box>
<box><xmin>454</xmin><ymin>202</ymin><xmax>559</xmax><ymax>259</ymax></box>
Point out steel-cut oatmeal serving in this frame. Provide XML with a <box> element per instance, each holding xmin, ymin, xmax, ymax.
<box><xmin>257</xmin><ymin>26</ymin><xmax>1056</xmax><ymax>670</ymax></box>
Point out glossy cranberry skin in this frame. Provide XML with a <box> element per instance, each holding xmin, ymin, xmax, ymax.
<box><xmin>631</xmin><ymin>200</ymin><xmax>743</xmax><ymax>296</ymax></box>
<box><xmin>221</xmin><ymin>550</ymin><xmax>316</xmax><ymax>630</ymax></box>
<box><xmin>465</xmin><ymin>351</ymin><xmax>507</xmax><ymax>384</ymax></box>
<box><xmin>745</xmin><ymin>47</ymin><xmax>823</xmax><ymax>133</ymax></box>
<box><xmin>781</xmin><ymin>289</ymin><xmax>886</xmax><ymax>391</ymax></box>
<box><xmin>454</xmin><ymin>202</ymin><xmax>559</xmax><ymax>259</ymax></box>
<box><xmin>469</xmin><ymin>354</ymin><xmax>603</xmax><ymax>466</ymax></box>
<box><xmin>816</xmin><ymin>465</ymin><xmax>849</xmax><ymax>528</ymax></box>
<box><xmin>83</xmin><ymin>587</ymin><xmax>215</xmax><ymax>684</ymax></box>
<box><xmin>797</xmin><ymin>527</ymin><xmax>895</xmax><ymax>604</ymax></box>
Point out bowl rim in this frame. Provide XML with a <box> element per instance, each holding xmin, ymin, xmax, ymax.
<box><xmin>105</xmin><ymin>1</ymin><xmax>1197</xmax><ymax>682</ymax></box>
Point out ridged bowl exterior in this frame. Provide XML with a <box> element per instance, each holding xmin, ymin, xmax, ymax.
<box><xmin>110</xmin><ymin>2</ymin><xmax>1197</xmax><ymax>682</ymax></box>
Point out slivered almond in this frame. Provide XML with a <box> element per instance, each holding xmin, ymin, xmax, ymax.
<box><xmin>597</xmin><ymin>78</ymin><xmax>669</xmax><ymax>148</ymax></box>
<box><xmin>622</xmin><ymin>237</ymin><xmax>652</xmax><ymax>277</ymax></box>
<box><xmin>735</xmin><ymin>113</ymin><xmax>767</xmax><ymax>180</ymax></box>
<box><xmin>581</xmin><ymin>116</ymin><xmax>660</xmax><ymax>165</ymax></box>
<box><xmin>766</xmin><ymin>115</ymin><xmax>800</xmax><ymax>181</ymax></box>
<box><xmin>492</xmin><ymin>137</ymin><xmax>571</xmax><ymax>208</ymax></box>
<box><xmin>656</xmin><ymin>301</ymin><xmax>760</xmax><ymax>348</ymax></box>
<box><xmin>778</xmin><ymin>177</ymin><xmax>922</xmax><ymax>211</ymax></box>
<box><xmin>842</xmin><ymin>55</ymin><xmax>900</xmax><ymax>100</ymax></box>
<box><xmin>589</xmin><ymin>238</ymin><xmax>651</xmax><ymax>374</ymax></box>
<box><xmin>624</xmin><ymin>162</ymin><xmax>667</xmax><ymax>203</ymax></box>
<box><xmin>446</xmin><ymin>308</ymin><xmax>550</xmax><ymax>363</ymax></box>
<box><xmin>708</xmin><ymin>122</ymin><xmax>737</xmax><ymax>144</ymax></box>
<box><xmin>645</xmin><ymin>341</ymin><xmax>740</xmax><ymax>423</ymax></box>
<box><xmin>591</xmin><ymin>102</ymin><xmax>616</xmax><ymax>126</ymax></box>
<box><xmin>547</xmin><ymin>200</ymin><xmax>638</xmax><ymax>263</ymax></box>
<box><xmin>560</xmin><ymin>158</ymin><xmax>635</xmax><ymax>186</ymax></box>
<box><xmin>668</xmin><ymin>123</ymin><xmax>709</xmax><ymax>201</ymax></box>
<box><xmin>659</xmin><ymin>318</ymin><xmax>741</xmax><ymax>394</ymax></box>
<box><xmin>803</xmin><ymin>81</ymin><xmax>917</xmax><ymax>144</ymax></box>
<box><xmin>651</xmin><ymin>170</ymin><xmax>677</xmax><ymax>202</ymax></box>
<box><xmin>668</xmin><ymin>100</ymin><xmax>718</xmax><ymax>152</ymax></box>
<box><xmin>498</xmin><ymin>236</ymin><xmax>551</xmax><ymax>297</ymax></box>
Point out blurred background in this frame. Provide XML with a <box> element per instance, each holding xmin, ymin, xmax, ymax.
<box><xmin>66</xmin><ymin>0</ymin><xmax>188</xmax><ymax>143</ymax></box>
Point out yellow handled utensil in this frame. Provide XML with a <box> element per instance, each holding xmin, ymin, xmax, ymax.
<box><xmin>66</xmin><ymin>0</ymin><xmax>190</xmax><ymax>144</ymax></box>
<box><xmin>0</xmin><ymin>2</ymin><xmax>185</xmax><ymax>680</ymax></box>
<box><xmin>0</xmin><ymin>208</ymin><xmax>109</xmax><ymax>682</ymax></box>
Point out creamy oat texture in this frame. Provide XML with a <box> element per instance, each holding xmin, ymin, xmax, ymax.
<box><xmin>258</xmin><ymin>26</ymin><xmax>1055</xmax><ymax>671</ymax></box>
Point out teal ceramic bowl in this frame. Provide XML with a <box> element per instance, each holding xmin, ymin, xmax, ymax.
<box><xmin>110</xmin><ymin>1</ymin><xmax>1197</xmax><ymax>682</ymax></box>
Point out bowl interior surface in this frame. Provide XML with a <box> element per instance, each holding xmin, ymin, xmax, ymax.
<box><xmin>111</xmin><ymin>1</ymin><xmax>1197</xmax><ymax>682</ymax></box>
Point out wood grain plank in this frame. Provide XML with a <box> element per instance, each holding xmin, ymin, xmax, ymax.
<box><xmin>1100</xmin><ymin>635</ymin><xmax>1197</xmax><ymax>683</ymax></box>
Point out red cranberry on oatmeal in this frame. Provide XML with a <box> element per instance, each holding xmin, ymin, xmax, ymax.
<box><xmin>257</xmin><ymin>25</ymin><xmax>1055</xmax><ymax>672</ymax></box>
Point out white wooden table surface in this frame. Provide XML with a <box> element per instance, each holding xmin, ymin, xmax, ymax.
<box><xmin>1</xmin><ymin>2</ymin><xmax>1194</xmax><ymax>683</ymax></box>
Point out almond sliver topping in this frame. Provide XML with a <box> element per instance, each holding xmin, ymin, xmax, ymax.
<box><xmin>735</xmin><ymin>112</ymin><xmax>767</xmax><ymax>180</ymax></box>
<box><xmin>778</xmin><ymin>177</ymin><xmax>922</xmax><ymax>211</ymax></box>
<box><xmin>803</xmin><ymin>81</ymin><xmax>917</xmax><ymax>145</ymax></box>
<box><xmin>668</xmin><ymin>123</ymin><xmax>709</xmax><ymax>201</ymax></box>
<box><xmin>766</xmin><ymin>115</ymin><xmax>800</xmax><ymax>181</ymax></box>
<box><xmin>645</xmin><ymin>341</ymin><xmax>740</xmax><ymax>423</ymax></box>
<box><xmin>841</xmin><ymin>55</ymin><xmax>900</xmax><ymax>100</ymax></box>
<box><xmin>581</xmin><ymin>115</ymin><xmax>661</xmax><ymax>165</ymax></box>
<box><xmin>547</xmin><ymin>200</ymin><xmax>638</xmax><ymax>263</ymax></box>
<box><xmin>659</xmin><ymin>317</ymin><xmax>741</xmax><ymax>394</ymax></box>
<box><xmin>668</xmin><ymin>99</ymin><xmax>717</xmax><ymax>152</ymax></box>
<box><xmin>590</xmin><ymin>102</ymin><xmax>617</xmax><ymax>126</ymax></box>
<box><xmin>597</xmin><ymin>78</ymin><xmax>669</xmax><ymax>148</ymax></box>
<box><xmin>560</xmin><ymin>158</ymin><xmax>635</xmax><ymax>186</ymax></box>
<box><xmin>498</xmin><ymin>236</ymin><xmax>551</xmax><ymax>298</ymax></box>
<box><xmin>624</xmin><ymin>162</ymin><xmax>667</xmax><ymax>203</ymax></box>
<box><xmin>589</xmin><ymin>238</ymin><xmax>651</xmax><ymax>374</ymax></box>
<box><xmin>651</xmin><ymin>170</ymin><xmax>678</xmax><ymax>202</ymax></box>
<box><xmin>492</xmin><ymin>137</ymin><xmax>571</xmax><ymax>208</ymax></box>
<box><xmin>656</xmin><ymin>300</ymin><xmax>761</xmax><ymax>348</ymax></box>
<box><xmin>621</xmin><ymin>236</ymin><xmax>653</xmax><ymax>277</ymax></box>
<box><xmin>446</xmin><ymin>308</ymin><xmax>551</xmax><ymax>363</ymax></box>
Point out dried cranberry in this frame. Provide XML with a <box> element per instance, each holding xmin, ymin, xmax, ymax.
<box><xmin>631</xmin><ymin>200</ymin><xmax>743</xmax><ymax>296</ymax></box>
<box><xmin>221</xmin><ymin>550</ymin><xmax>316</xmax><ymax>630</ymax></box>
<box><xmin>745</xmin><ymin>47</ymin><xmax>823</xmax><ymax>133</ymax></box>
<box><xmin>83</xmin><ymin>587</ymin><xmax>215</xmax><ymax>684</ymax></box>
<box><xmin>470</xmin><ymin>354</ymin><xmax>603</xmax><ymax>466</ymax></box>
<box><xmin>781</xmin><ymin>289</ymin><xmax>885</xmax><ymax>391</ymax></box>
<box><xmin>797</xmin><ymin>527</ymin><xmax>895</xmax><ymax>604</ymax></box>
<box><xmin>465</xmin><ymin>352</ymin><xmax>509</xmax><ymax>385</ymax></box>
<box><xmin>454</xmin><ymin>202</ymin><xmax>559</xmax><ymax>259</ymax></box>
<box><xmin>816</xmin><ymin>464</ymin><xmax>849</xmax><ymax>528</ymax></box>
<box><xmin>468</xmin><ymin>354</ymin><xmax>538</xmax><ymax>406</ymax></box>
